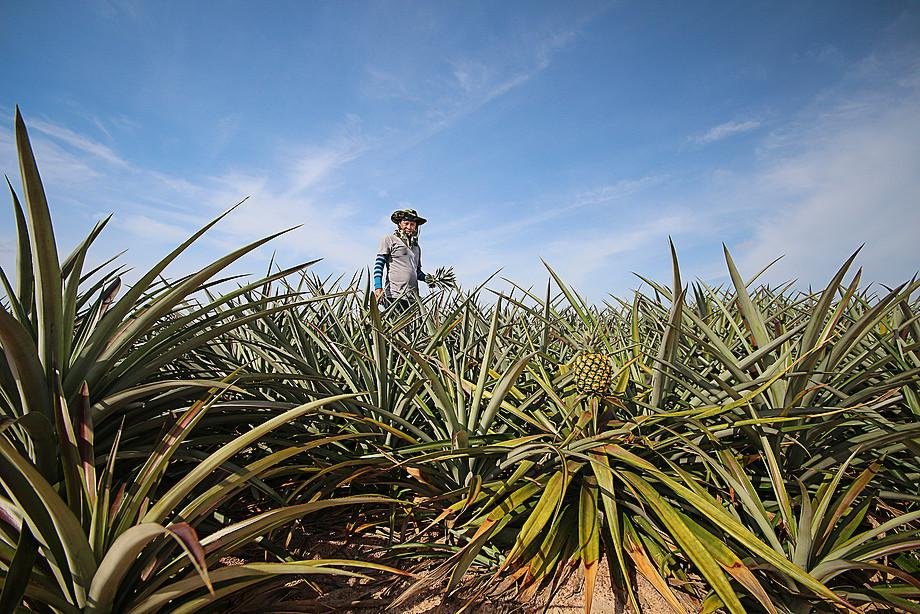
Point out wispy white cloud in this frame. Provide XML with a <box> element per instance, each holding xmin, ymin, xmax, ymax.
<box><xmin>426</xmin><ymin>27</ymin><xmax>578</xmax><ymax>133</ymax></box>
<box><xmin>285</xmin><ymin>143</ymin><xmax>366</xmax><ymax>196</ymax></box>
<box><xmin>116</xmin><ymin>213</ymin><xmax>191</xmax><ymax>243</ymax></box>
<box><xmin>0</xmin><ymin>122</ymin><xmax>105</xmax><ymax>191</ymax></box>
<box><xmin>472</xmin><ymin>176</ymin><xmax>664</xmax><ymax>238</ymax></box>
<box><xmin>363</xmin><ymin>67</ymin><xmax>425</xmax><ymax>104</ymax></box>
<box><xmin>690</xmin><ymin>120</ymin><xmax>761</xmax><ymax>145</ymax></box>
<box><xmin>0</xmin><ymin>112</ymin><xmax>375</xmax><ymax>283</ymax></box>
<box><xmin>92</xmin><ymin>0</ymin><xmax>144</xmax><ymax>21</ymax></box>
<box><xmin>200</xmin><ymin>174</ymin><xmax>369</xmax><ymax>272</ymax></box>
<box><xmin>421</xmin><ymin>174</ymin><xmax>678</xmax><ymax>298</ymax></box>
<box><xmin>684</xmin><ymin>47</ymin><xmax>920</xmax><ymax>289</ymax></box>
<box><xmin>364</xmin><ymin>9</ymin><xmax>604</xmax><ymax>151</ymax></box>
<box><xmin>283</xmin><ymin>114</ymin><xmax>370</xmax><ymax>196</ymax></box>
<box><xmin>29</xmin><ymin>118</ymin><xmax>128</xmax><ymax>167</ymax></box>
<box><xmin>449</xmin><ymin>59</ymin><xmax>492</xmax><ymax>95</ymax></box>
<box><xmin>736</xmin><ymin>91</ymin><xmax>920</xmax><ymax>287</ymax></box>
<box><xmin>450</xmin><ymin>45</ymin><xmax>920</xmax><ymax>300</ymax></box>
<box><xmin>540</xmin><ymin>213</ymin><xmax>690</xmax><ymax>284</ymax></box>
<box><xmin>567</xmin><ymin>177</ymin><xmax>665</xmax><ymax>211</ymax></box>
<box><xmin>211</xmin><ymin>113</ymin><xmax>242</xmax><ymax>156</ymax></box>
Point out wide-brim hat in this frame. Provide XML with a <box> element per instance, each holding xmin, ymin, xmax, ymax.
<box><xmin>391</xmin><ymin>208</ymin><xmax>427</xmax><ymax>225</ymax></box>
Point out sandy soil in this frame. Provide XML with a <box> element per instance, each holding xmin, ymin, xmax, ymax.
<box><xmin>221</xmin><ymin>525</ymin><xmax>697</xmax><ymax>613</ymax></box>
<box><xmin>232</xmin><ymin>558</ymin><xmax>692</xmax><ymax>613</ymax></box>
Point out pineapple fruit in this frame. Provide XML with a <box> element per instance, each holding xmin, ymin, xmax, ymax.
<box><xmin>572</xmin><ymin>330</ymin><xmax>613</xmax><ymax>396</ymax></box>
<box><xmin>573</xmin><ymin>347</ymin><xmax>612</xmax><ymax>395</ymax></box>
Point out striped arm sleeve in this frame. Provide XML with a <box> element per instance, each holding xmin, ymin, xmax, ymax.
<box><xmin>373</xmin><ymin>254</ymin><xmax>387</xmax><ymax>289</ymax></box>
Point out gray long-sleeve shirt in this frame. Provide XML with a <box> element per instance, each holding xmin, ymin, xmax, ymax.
<box><xmin>375</xmin><ymin>234</ymin><xmax>424</xmax><ymax>300</ymax></box>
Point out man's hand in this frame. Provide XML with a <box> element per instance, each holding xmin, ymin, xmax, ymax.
<box><xmin>373</xmin><ymin>288</ymin><xmax>384</xmax><ymax>301</ymax></box>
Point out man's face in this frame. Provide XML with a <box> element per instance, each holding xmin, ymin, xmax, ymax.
<box><xmin>399</xmin><ymin>219</ymin><xmax>418</xmax><ymax>235</ymax></box>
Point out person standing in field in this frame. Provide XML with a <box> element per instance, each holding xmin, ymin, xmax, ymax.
<box><xmin>373</xmin><ymin>208</ymin><xmax>428</xmax><ymax>307</ymax></box>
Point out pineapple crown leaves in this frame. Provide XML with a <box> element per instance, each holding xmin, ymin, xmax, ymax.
<box><xmin>566</xmin><ymin>320</ymin><xmax>608</xmax><ymax>355</ymax></box>
<box><xmin>425</xmin><ymin>266</ymin><xmax>457</xmax><ymax>290</ymax></box>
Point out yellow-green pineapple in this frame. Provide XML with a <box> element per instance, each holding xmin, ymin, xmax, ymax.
<box><xmin>572</xmin><ymin>332</ymin><xmax>612</xmax><ymax>395</ymax></box>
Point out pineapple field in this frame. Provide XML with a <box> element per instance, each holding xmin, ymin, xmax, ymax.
<box><xmin>2</xmin><ymin>108</ymin><xmax>919</xmax><ymax>613</ymax></box>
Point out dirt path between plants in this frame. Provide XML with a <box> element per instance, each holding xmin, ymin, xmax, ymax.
<box><xmin>260</xmin><ymin>562</ymin><xmax>688</xmax><ymax>613</ymax></box>
<box><xmin>223</xmin><ymin>531</ymin><xmax>694</xmax><ymax>613</ymax></box>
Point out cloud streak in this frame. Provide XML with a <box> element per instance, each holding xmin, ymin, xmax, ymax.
<box><xmin>0</xmin><ymin>112</ymin><xmax>375</xmax><ymax>284</ymax></box>
<box><xmin>736</xmin><ymin>91</ymin><xmax>920</xmax><ymax>288</ymax></box>
<box><xmin>364</xmin><ymin>9</ymin><xmax>605</xmax><ymax>153</ymax></box>
<box><xmin>469</xmin><ymin>176</ymin><xmax>664</xmax><ymax>239</ymax></box>
<box><xmin>29</xmin><ymin>118</ymin><xmax>129</xmax><ymax>167</ymax></box>
<box><xmin>690</xmin><ymin>120</ymin><xmax>761</xmax><ymax>145</ymax></box>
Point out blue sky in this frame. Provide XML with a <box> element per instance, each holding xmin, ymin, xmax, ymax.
<box><xmin>2</xmin><ymin>1</ymin><xmax>919</xmax><ymax>302</ymax></box>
